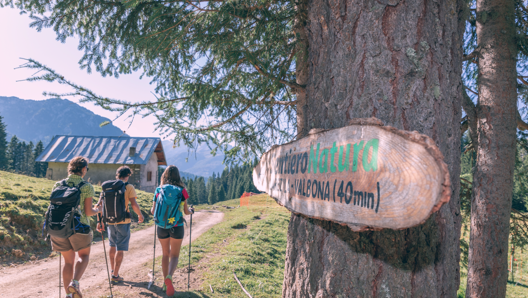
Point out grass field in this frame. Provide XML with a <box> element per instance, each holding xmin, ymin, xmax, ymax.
<box><xmin>0</xmin><ymin>170</ymin><xmax>154</xmax><ymax>263</ymax></box>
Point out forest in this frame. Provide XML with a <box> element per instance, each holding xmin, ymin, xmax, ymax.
<box><xmin>183</xmin><ymin>160</ymin><xmax>259</xmax><ymax>206</ymax></box>
<box><xmin>0</xmin><ymin>115</ymin><xmax>47</xmax><ymax>177</ymax></box>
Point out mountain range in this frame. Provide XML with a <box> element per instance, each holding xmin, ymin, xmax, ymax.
<box><xmin>0</xmin><ymin>96</ymin><xmax>227</xmax><ymax>177</ymax></box>
<box><xmin>0</xmin><ymin>96</ymin><xmax>125</xmax><ymax>144</ymax></box>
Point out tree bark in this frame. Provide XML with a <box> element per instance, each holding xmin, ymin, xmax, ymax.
<box><xmin>295</xmin><ymin>0</ymin><xmax>310</xmax><ymax>139</ymax></box>
<box><xmin>284</xmin><ymin>0</ymin><xmax>465</xmax><ymax>297</ymax></box>
<box><xmin>465</xmin><ymin>0</ymin><xmax>517</xmax><ymax>297</ymax></box>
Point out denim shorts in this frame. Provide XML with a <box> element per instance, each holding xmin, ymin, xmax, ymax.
<box><xmin>107</xmin><ymin>223</ymin><xmax>131</xmax><ymax>251</ymax></box>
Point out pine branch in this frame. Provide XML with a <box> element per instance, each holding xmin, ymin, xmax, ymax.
<box><xmin>462</xmin><ymin>87</ymin><xmax>478</xmax><ymax>146</ymax></box>
<box><xmin>517</xmin><ymin>110</ymin><xmax>528</xmax><ymax>131</ymax></box>
<box><xmin>463</xmin><ymin>50</ymin><xmax>480</xmax><ymax>61</ymax></box>
<box><xmin>248</xmin><ymin>57</ymin><xmax>302</xmax><ymax>90</ymax></box>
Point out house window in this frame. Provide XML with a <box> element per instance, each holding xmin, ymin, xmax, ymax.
<box><xmin>147</xmin><ymin>171</ymin><xmax>152</xmax><ymax>182</ymax></box>
<box><xmin>129</xmin><ymin>147</ymin><xmax>136</xmax><ymax>157</ymax></box>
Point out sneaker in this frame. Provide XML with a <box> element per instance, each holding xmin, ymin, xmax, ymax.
<box><xmin>164</xmin><ymin>275</ymin><xmax>174</xmax><ymax>297</ymax></box>
<box><xmin>67</xmin><ymin>280</ymin><xmax>82</xmax><ymax>298</ymax></box>
<box><xmin>111</xmin><ymin>275</ymin><xmax>124</xmax><ymax>284</ymax></box>
<box><xmin>162</xmin><ymin>283</ymin><xmax>167</xmax><ymax>291</ymax></box>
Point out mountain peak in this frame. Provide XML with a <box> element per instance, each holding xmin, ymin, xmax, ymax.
<box><xmin>0</xmin><ymin>96</ymin><xmax>125</xmax><ymax>144</ymax></box>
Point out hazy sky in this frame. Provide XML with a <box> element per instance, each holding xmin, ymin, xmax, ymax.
<box><xmin>0</xmin><ymin>8</ymin><xmax>162</xmax><ymax>138</ymax></box>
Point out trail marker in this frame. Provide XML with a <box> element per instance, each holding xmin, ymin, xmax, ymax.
<box><xmin>252</xmin><ymin>118</ymin><xmax>451</xmax><ymax>231</ymax></box>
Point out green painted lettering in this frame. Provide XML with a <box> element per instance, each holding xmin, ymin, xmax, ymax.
<box><xmin>319</xmin><ymin>148</ymin><xmax>329</xmax><ymax>173</ymax></box>
<box><xmin>329</xmin><ymin>142</ymin><xmax>338</xmax><ymax>173</ymax></box>
<box><xmin>352</xmin><ymin>141</ymin><xmax>364</xmax><ymax>172</ymax></box>
<box><xmin>308</xmin><ymin>143</ymin><xmax>320</xmax><ymax>173</ymax></box>
<box><xmin>362</xmin><ymin>139</ymin><xmax>379</xmax><ymax>172</ymax></box>
<box><xmin>337</xmin><ymin>144</ymin><xmax>350</xmax><ymax>172</ymax></box>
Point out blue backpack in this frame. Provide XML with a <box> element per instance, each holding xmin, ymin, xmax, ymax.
<box><xmin>153</xmin><ymin>185</ymin><xmax>185</xmax><ymax>229</ymax></box>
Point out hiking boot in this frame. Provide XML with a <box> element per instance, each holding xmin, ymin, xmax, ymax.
<box><xmin>67</xmin><ymin>280</ymin><xmax>82</xmax><ymax>298</ymax></box>
<box><xmin>111</xmin><ymin>275</ymin><xmax>124</xmax><ymax>284</ymax></box>
<box><xmin>164</xmin><ymin>276</ymin><xmax>175</xmax><ymax>297</ymax></box>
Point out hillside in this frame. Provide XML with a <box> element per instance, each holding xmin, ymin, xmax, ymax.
<box><xmin>0</xmin><ymin>96</ymin><xmax>125</xmax><ymax>144</ymax></box>
<box><xmin>0</xmin><ymin>170</ymin><xmax>153</xmax><ymax>262</ymax></box>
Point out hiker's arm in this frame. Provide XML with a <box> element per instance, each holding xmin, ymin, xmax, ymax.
<box><xmin>150</xmin><ymin>201</ymin><xmax>156</xmax><ymax>215</ymax></box>
<box><xmin>84</xmin><ymin>197</ymin><xmax>102</xmax><ymax>217</ymax></box>
<box><xmin>129</xmin><ymin>197</ymin><xmax>144</xmax><ymax>223</ymax></box>
<box><xmin>183</xmin><ymin>200</ymin><xmax>194</xmax><ymax>215</ymax></box>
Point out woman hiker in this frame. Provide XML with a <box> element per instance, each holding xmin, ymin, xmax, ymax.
<box><xmin>151</xmin><ymin>165</ymin><xmax>194</xmax><ymax>297</ymax></box>
<box><xmin>50</xmin><ymin>156</ymin><xmax>102</xmax><ymax>298</ymax></box>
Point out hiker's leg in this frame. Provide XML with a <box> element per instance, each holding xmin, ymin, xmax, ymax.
<box><xmin>109</xmin><ymin>246</ymin><xmax>116</xmax><ymax>273</ymax></box>
<box><xmin>112</xmin><ymin>223</ymin><xmax>130</xmax><ymax>277</ymax></box>
<box><xmin>113</xmin><ymin>251</ymin><xmax>124</xmax><ymax>276</ymax></box>
<box><xmin>159</xmin><ymin>237</ymin><xmax>170</xmax><ymax>278</ymax></box>
<box><xmin>73</xmin><ymin>246</ymin><xmax>91</xmax><ymax>281</ymax></box>
<box><xmin>168</xmin><ymin>238</ymin><xmax>183</xmax><ymax>277</ymax></box>
<box><xmin>61</xmin><ymin>250</ymin><xmax>76</xmax><ymax>294</ymax></box>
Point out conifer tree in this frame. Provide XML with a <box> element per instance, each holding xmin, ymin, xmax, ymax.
<box><xmin>186</xmin><ymin>178</ymin><xmax>195</xmax><ymax>205</ymax></box>
<box><xmin>24</xmin><ymin>141</ymin><xmax>34</xmax><ymax>174</ymax></box>
<box><xmin>207</xmin><ymin>181</ymin><xmax>217</xmax><ymax>205</ymax></box>
<box><xmin>0</xmin><ymin>115</ymin><xmax>7</xmax><ymax>170</ymax></box>
<box><xmin>7</xmin><ymin>136</ymin><xmax>20</xmax><ymax>172</ymax></box>
<box><xmin>33</xmin><ymin>141</ymin><xmax>47</xmax><ymax>177</ymax></box>
<box><xmin>217</xmin><ymin>186</ymin><xmax>226</xmax><ymax>202</ymax></box>
<box><xmin>235</xmin><ymin>176</ymin><xmax>245</xmax><ymax>199</ymax></box>
<box><xmin>4</xmin><ymin>0</ymin><xmax>300</xmax><ymax>162</ymax></box>
<box><xmin>195</xmin><ymin>177</ymin><xmax>207</xmax><ymax>205</ymax></box>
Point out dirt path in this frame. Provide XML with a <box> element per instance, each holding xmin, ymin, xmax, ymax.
<box><xmin>0</xmin><ymin>210</ymin><xmax>224</xmax><ymax>298</ymax></box>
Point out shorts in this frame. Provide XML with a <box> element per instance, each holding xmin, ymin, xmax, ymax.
<box><xmin>51</xmin><ymin>231</ymin><xmax>93</xmax><ymax>252</ymax></box>
<box><xmin>107</xmin><ymin>223</ymin><xmax>131</xmax><ymax>251</ymax></box>
<box><xmin>157</xmin><ymin>225</ymin><xmax>184</xmax><ymax>240</ymax></box>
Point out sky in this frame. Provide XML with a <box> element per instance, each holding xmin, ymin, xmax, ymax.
<box><xmin>0</xmin><ymin>8</ymin><xmax>162</xmax><ymax>138</ymax></box>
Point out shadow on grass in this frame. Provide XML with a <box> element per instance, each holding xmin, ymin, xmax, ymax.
<box><xmin>507</xmin><ymin>280</ymin><xmax>528</xmax><ymax>289</ymax></box>
<box><xmin>112</xmin><ymin>280</ymin><xmax>210</xmax><ymax>298</ymax></box>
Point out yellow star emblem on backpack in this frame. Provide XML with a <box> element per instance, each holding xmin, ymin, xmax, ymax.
<box><xmin>168</xmin><ymin>217</ymin><xmax>175</xmax><ymax>224</ymax></box>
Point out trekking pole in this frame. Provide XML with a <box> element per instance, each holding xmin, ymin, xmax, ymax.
<box><xmin>148</xmin><ymin>224</ymin><xmax>157</xmax><ymax>289</ymax></box>
<box><xmin>58</xmin><ymin>252</ymin><xmax>61</xmax><ymax>298</ymax></box>
<box><xmin>188</xmin><ymin>206</ymin><xmax>193</xmax><ymax>296</ymax></box>
<box><xmin>98</xmin><ymin>214</ymin><xmax>113</xmax><ymax>298</ymax></box>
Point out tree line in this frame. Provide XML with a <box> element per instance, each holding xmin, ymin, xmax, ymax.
<box><xmin>183</xmin><ymin>160</ymin><xmax>259</xmax><ymax>206</ymax></box>
<box><xmin>0</xmin><ymin>115</ymin><xmax>47</xmax><ymax>177</ymax></box>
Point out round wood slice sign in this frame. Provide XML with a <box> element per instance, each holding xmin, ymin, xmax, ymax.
<box><xmin>252</xmin><ymin>118</ymin><xmax>451</xmax><ymax>231</ymax></box>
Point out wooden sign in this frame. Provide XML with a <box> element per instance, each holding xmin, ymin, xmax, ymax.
<box><xmin>252</xmin><ymin>118</ymin><xmax>451</xmax><ymax>231</ymax></box>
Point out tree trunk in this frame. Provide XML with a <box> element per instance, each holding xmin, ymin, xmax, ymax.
<box><xmin>284</xmin><ymin>0</ymin><xmax>465</xmax><ymax>297</ymax></box>
<box><xmin>295</xmin><ymin>0</ymin><xmax>310</xmax><ymax>139</ymax></box>
<box><xmin>465</xmin><ymin>1</ymin><xmax>517</xmax><ymax>297</ymax></box>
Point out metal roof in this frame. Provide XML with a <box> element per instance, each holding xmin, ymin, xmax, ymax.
<box><xmin>36</xmin><ymin>135</ymin><xmax>167</xmax><ymax>165</ymax></box>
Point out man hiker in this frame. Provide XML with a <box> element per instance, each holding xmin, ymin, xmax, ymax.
<box><xmin>47</xmin><ymin>156</ymin><xmax>102</xmax><ymax>298</ymax></box>
<box><xmin>97</xmin><ymin>166</ymin><xmax>144</xmax><ymax>284</ymax></box>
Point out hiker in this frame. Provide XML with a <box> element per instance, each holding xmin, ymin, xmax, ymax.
<box><xmin>96</xmin><ymin>166</ymin><xmax>145</xmax><ymax>284</ymax></box>
<box><xmin>151</xmin><ymin>165</ymin><xmax>194</xmax><ymax>297</ymax></box>
<box><xmin>47</xmin><ymin>156</ymin><xmax>102</xmax><ymax>298</ymax></box>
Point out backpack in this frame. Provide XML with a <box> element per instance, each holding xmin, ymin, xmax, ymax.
<box><xmin>153</xmin><ymin>185</ymin><xmax>185</xmax><ymax>229</ymax></box>
<box><xmin>101</xmin><ymin>180</ymin><xmax>130</xmax><ymax>224</ymax></box>
<box><xmin>44</xmin><ymin>180</ymin><xmax>86</xmax><ymax>239</ymax></box>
